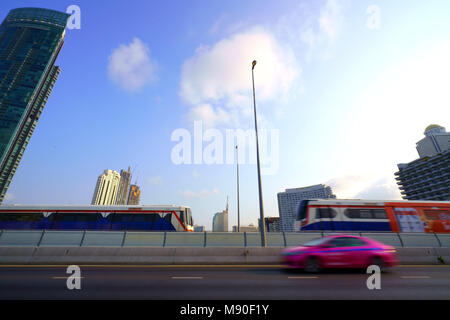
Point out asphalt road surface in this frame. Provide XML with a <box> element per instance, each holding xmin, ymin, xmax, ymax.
<box><xmin>0</xmin><ymin>265</ymin><xmax>449</xmax><ymax>300</ymax></box>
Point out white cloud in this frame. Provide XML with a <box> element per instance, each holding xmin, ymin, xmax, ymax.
<box><xmin>327</xmin><ymin>175</ymin><xmax>402</xmax><ymax>200</ymax></box>
<box><xmin>277</xmin><ymin>0</ymin><xmax>348</xmax><ymax>60</ymax></box>
<box><xmin>180</xmin><ymin>188</ymin><xmax>220</xmax><ymax>198</ymax></box>
<box><xmin>148</xmin><ymin>176</ymin><xmax>163</xmax><ymax>185</ymax></box>
<box><xmin>108</xmin><ymin>38</ymin><xmax>158</xmax><ymax>92</ymax></box>
<box><xmin>188</xmin><ymin>104</ymin><xmax>231</xmax><ymax>128</ymax></box>
<box><xmin>318</xmin><ymin>0</ymin><xmax>343</xmax><ymax>42</ymax></box>
<box><xmin>180</xmin><ymin>27</ymin><xmax>300</xmax><ymax>127</ymax></box>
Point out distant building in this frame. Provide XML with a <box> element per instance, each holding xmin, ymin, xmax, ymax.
<box><xmin>277</xmin><ymin>184</ymin><xmax>336</xmax><ymax>232</ymax></box>
<box><xmin>212</xmin><ymin>199</ymin><xmax>229</xmax><ymax>232</ymax></box>
<box><xmin>0</xmin><ymin>8</ymin><xmax>70</xmax><ymax>204</ymax></box>
<box><xmin>127</xmin><ymin>184</ymin><xmax>141</xmax><ymax>205</ymax></box>
<box><xmin>416</xmin><ymin>124</ymin><xmax>450</xmax><ymax>158</ymax></box>
<box><xmin>232</xmin><ymin>224</ymin><xmax>258</xmax><ymax>232</ymax></box>
<box><xmin>92</xmin><ymin>170</ymin><xmax>121</xmax><ymax>205</ymax></box>
<box><xmin>395</xmin><ymin>125</ymin><xmax>450</xmax><ymax>201</ymax></box>
<box><xmin>264</xmin><ymin>217</ymin><xmax>281</xmax><ymax>232</ymax></box>
<box><xmin>194</xmin><ymin>225</ymin><xmax>205</xmax><ymax>232</ymax></box>
<box><xmin>115</xmin><ymin>167</ymin><xmax>131</xmax><ymax>205</ymax></box>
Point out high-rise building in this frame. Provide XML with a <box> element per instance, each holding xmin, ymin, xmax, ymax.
<box><xmin>416</xmin><ymin>125</ymin><xmax>450</xmax><ymax>158</ymax></box>
<box><xmin>116</xmin><ymin>167</ymin><xmax>131</xmax><ymax>205</ymax></box>
<box><xmin>212</xmin><ymin>199</ymin><xmax>229</xmax><ymax>232</ymax></box>
<box><xmin>277</xmin><ymin>184</ymin><xmax>336</xmax><ymax>232</ymax></box>
<box><xmin>0</xmin><ymin>8</ymin><xmax>70</xmax><ymax>203</ymax></box>
<box><xmin>127</xmin><ymin>184</ymin><xmax>141</xmax><ymax>205</ymax></box>
<box><xmin>91</xmin><ymin>170</ymin><xmax>121</xmax><ymax>205</ymax></box>
<box><xmin>395</xmin><ymin>125</ymin><xmax>450</xmax><ymax>201</ymax></box>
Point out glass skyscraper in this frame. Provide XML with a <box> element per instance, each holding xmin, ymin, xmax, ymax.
<box><xmin>0</xmin><ymin>8</ymin><xmax>69</xmax><ymax>203</ymax></box>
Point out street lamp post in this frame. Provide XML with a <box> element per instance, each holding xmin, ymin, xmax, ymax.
<box><xmin>251</xmin><ymin>60</ymin><xmax>266</xmax><ymax>247</ymax></box>
<box><xmin>236</xmin><ymin>144</ymin><xmax>240</xmax><ymax>233</ymax></box>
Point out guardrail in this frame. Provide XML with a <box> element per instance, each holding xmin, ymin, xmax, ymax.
<box><xmin>0</xmin><ymin>230</ymin><xmax>448</xmax><ymax>247</ymax></box>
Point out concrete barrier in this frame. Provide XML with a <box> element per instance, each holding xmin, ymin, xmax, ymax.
<box><xmin>0</xmin><ymin>246</ymin><xmax>446</xmax><ymax>265</ymax></box>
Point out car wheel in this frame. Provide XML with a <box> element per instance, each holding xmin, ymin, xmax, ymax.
<box><xmin>371</xmin><ymin>257</ymin><xmax>387</xmax><ymax>273</ymax></box>
<box><xmin>304</xmin><ymin>257</ymin><xmax>321</xmax><ymax>273</ymax></box>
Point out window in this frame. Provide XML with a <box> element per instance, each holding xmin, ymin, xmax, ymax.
<box><xmin>329</xmin><ymin>237</ymin><xmax>365</xmax><ymax>247</ymax></box>
<box><xmin>344</xmin><ymin>208</ymin><xmax>387</xmax><ymax>219</ymax></box>
<box><xmin>315</xmin><ymin>208</ymin><xmax>337</xmax><ymax>219</ymax></box>
<box><xmin>0</xmin><ymin>212</ymin><xmax>43</xmax><ymax>222</ymax></box>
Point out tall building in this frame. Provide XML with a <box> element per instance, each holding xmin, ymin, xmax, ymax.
<box><xmin>0</xmin><ymin>8</ymin><xmax>70</xmax><ymax>203</ymax></box>
<box><xmin>277</xmin><ymin>184</ymin><xmax>336</xmax><ymax>232</ymax></box>
<box><xmin>127</xmin><ymin>184</ymin><xmax>141</xmax><ymax>205</ymax></box>
<box><xmin>91</xmin><ymin>170</ymin><xmax>121</xmax><ymax>205</ymax></box>
<box><xmin>395</xmin><ymin>125</ymin><xmax>450</xmax><ymax>201</ymax></box>
<box><xmin>115</xmin><ymin>167</ymin><xmax>131</xmax><ymax>205</ymax></box>
<box><xmin>416</xmin><ymin>125</ymin><xmax>450</xmax><ymax>158</ymax></box>
<box><xmin>212</xmin><ymin>199</ymin><xmax>229</xmax><ymax>232</ymax></box>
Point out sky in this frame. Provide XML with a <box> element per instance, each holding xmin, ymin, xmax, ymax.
<box><xmin>1</xmin><ymin>0</ymin><xmax>449</xmax><ymax>230</ymax></box>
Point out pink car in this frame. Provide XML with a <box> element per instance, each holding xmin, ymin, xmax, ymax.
<box><xmin>282</xmin><ymin>234</ymin><xmax>397</xmax><ymax>272</ymax></box>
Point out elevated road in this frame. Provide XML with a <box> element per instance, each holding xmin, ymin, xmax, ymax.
<box><xmin>0</xmin><ymin>265</ymin><xmax>449</xmax><ymax>300</ymax></box>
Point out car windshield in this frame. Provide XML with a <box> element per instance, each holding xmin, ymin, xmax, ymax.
<box><xmin>302</xmin><ymin>237</ymin><xmax>330</xmax><ymax>247</ymax></box>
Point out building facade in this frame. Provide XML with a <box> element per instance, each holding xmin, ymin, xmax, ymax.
<box><xmin>212</xmin><ymin>200</ymin><xmax>229</xmax><ymax>232</ymax></box>
<box><xmin>264</xmin><ymin>217</ymin><xmax>281</xmax><ymax>232</ymax></box>
<box><xmin>194</xmin><ymin>225</ymin><xmax>205</xmax><ymax>232</ymax></box>
<box><xmin>0</xmin><ymin>8</ymin><xmax>70</xmax><ymax>203</ymax></box>
<box><xmin>232</xmin><ymin>224</ymin><xmax>258</xmax><ymax>232</ymax></box>
<box><xmin>395</xmin><ymin>125</ymin><xmax>450</xmax><ymax>201</ymax></box>
<box><xmin>91</xmin><ymin>170</ymin><xmax>121</xmax><ymax>205</ymax></box>
<box><xmin>277</xmin><ymin>184</ymin><xmax>336</xmax><ymax>232</ymax></box>
<box><xmin>127</xmin><ymin>184</ymin><xmax>141</xmax><ymax>205</ymax></box>
<box><xmin>115</xmin><ymin>167</ymin><xmax>131</xmax><ymax>205</ymax></box>
<box><xmin>416</xmin><ymin>125</ymin><xmax>450</xmax><ymax>158</ymax></box>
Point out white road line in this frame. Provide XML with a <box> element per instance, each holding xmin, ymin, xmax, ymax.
<box><xmin>400</xmin><ymin>276</ymin><xmax>431</xmax><ymax>279</ymax></box>
<box><xmin>288</xmin><ymin>276</ymin><xmax>319</xmax><ymax>279</ymax></box>
<box><xmin>51</xmin><ymin>277</ymin><xmax>84</xmax><ymax>279</ymax></box>
<box><xmin>171</xmin><ymin>276</ymin><xmax>203</xmax><ymax>279</ymax></box>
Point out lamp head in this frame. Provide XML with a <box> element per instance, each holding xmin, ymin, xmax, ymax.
<box><xmin>252</xmin><ymin>60</ymin><xmax>257</xmax><ymax>70</ymax></box>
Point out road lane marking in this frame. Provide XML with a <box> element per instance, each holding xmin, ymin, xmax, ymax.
<box><xmin>171</xmin><ymin>276</ymin><xmax>203</xmax><ymax>279</ymax></box>
<box><xmin>400</xmin><ymin>276</ymin><xmax>431</xmax><ymax>279</ymax></box>
<box><xmin>288</xmin><ymin>276</ymin><xmax>319</xmax><ymax>279</ymax></box>
<box><xmin>0</xmin><ymin>264</ymin><xmax>449</xmax><ymax>268</ymax></box>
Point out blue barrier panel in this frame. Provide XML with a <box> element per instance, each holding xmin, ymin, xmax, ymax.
<box><xmin>123</xmin><ymin>232</ymin><xmax>165</xmax><ymax>246</ymax></box>
<box><xmin>399</xmin><ymin>233</ymin><xmax>440</xmax><ymax>247</ymax></box>
<box><xmin>206</xmin><ymin>232</ymin><xmax>245</xmax><ymax>247</ymax></box>
<box><xmin>267</xmin><ymin>233</ymin><xmax>285</xmax><ymax>247</ymax></box>
<box><xmin>0</xmin><ymin>230</ymin><xmax>43</xmax><ymax>246</ymax></box>
<box><xmin>436</xmin><ymin>234</ymin><xmax>450</xmax><ymax>247</ymax></box>
<box><xmin>285</xmin><ymin>233</ymin><xmax>322</xmax><ymax>246</ymax></box>
<box><xmin>245</xmin><ymin>233</ymin><xmax>261</xmax><ymax>247</ymax></box>
<box><xmin>82</xmin><ymin>231</ymin><xmax>124</xmax><ymax>246</ymax></box>
<box><xmin>165</xmin><ymin>232</ymin><xmax>204</xmax><ymax>247</ymax></box>
<box><xmin>360</xmin><ymin>233</ymin><xmax>402</xmax><ymax>247</ymax></box>
<box><xmin>39</xmin><ymin>231</ymin><xmax>84</xmax><ymax>246</ymax></box>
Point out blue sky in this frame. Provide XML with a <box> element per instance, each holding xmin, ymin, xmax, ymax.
<box><xmin>1</xmin><ymin>0</ymin><xmax>449</xmax><ymax>230</ymax></box>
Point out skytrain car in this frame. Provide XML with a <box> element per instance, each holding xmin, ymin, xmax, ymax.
<box><xmin>0</xmin><ymin>205</ymin><xmax>194</xmax><ymax>231</ymax></box>
<box><xmin>296</xmin><ymin>199</ymin><xmax>450</xmax><ymax>233</ymax></box>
